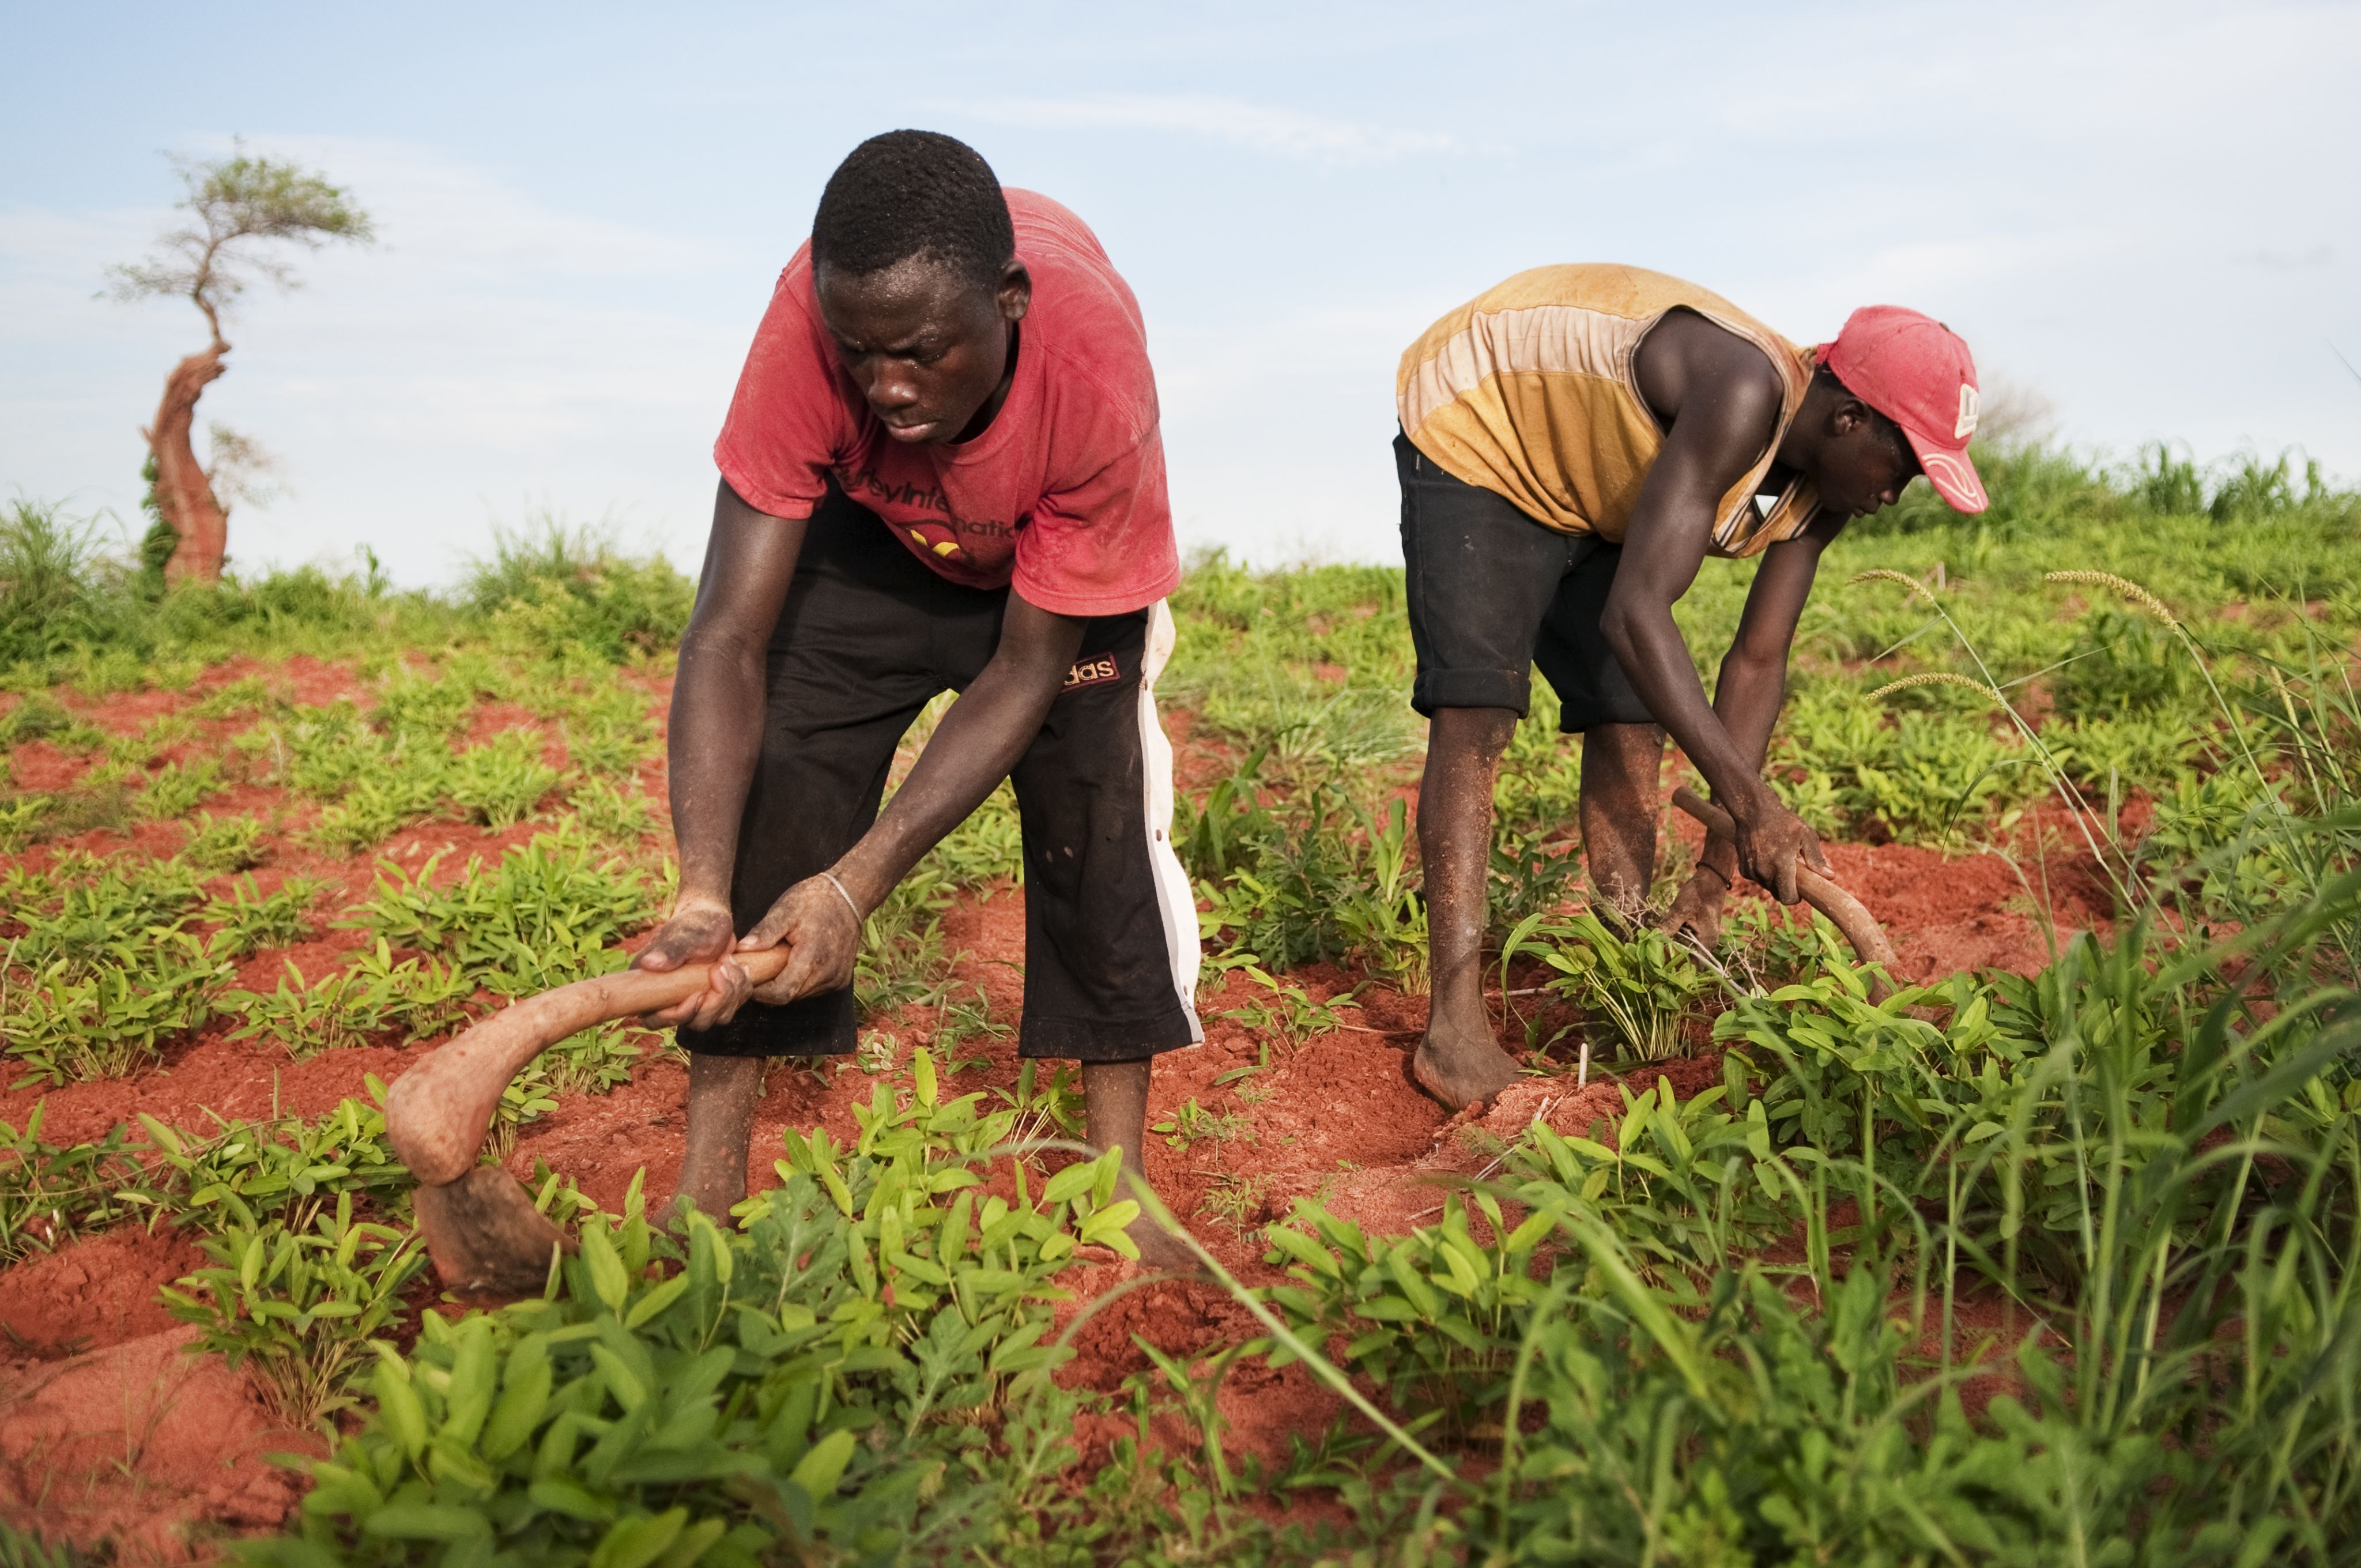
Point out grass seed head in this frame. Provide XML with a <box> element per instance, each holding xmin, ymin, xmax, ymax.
<box><xmin>2046</xmin><ymin>570</ymin><xmax>2179</xmax><ymax>626</ymax></box>
<box><xmin>1848</xmin><ymin>568</ymin><xmax>1941</xmax><ymax>605</ymax></box>
<box><xmin>1865</xmin><ymin>671</ymin><xmax>2004</xmax><ymax>705</ymax></box>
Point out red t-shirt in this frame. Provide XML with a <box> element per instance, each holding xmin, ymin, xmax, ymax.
<box><xmin>713</xmin><ymin>189</ymin><xmax>1180</xmax><ymax>619</ymax></box>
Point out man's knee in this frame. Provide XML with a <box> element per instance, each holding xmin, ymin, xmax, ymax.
<box><xmin>1429</xmin><ymin>704</ymin><xmax>1519</xmax><ymax>758</ymax></box>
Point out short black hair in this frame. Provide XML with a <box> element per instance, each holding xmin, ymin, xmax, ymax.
<box><xmin>811</xmin><ymin>130</ymin><xmax>1016</xmax><ymax>292</ymax></box>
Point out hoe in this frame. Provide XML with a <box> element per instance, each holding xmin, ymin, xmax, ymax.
<box><xmin>1671</xmin><ymin>786</ymin><xmax>1900</xmax><ymax>981</ymax></box>
<box><xmin>385</xmin><ymin>947</ymin><xmax>791</xmax><ymax>1295</ymax></box>
<box><xmin>388</xmin><ymin>801</ymin><xmax>1898</xmax><ymax>1294</ymax></box>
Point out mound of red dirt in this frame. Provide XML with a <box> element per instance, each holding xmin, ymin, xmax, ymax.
<box><xmin>0</xmin><ymin>1328</ymin><xmax>319</xmax><ymax>1562</ymax></box>
<box><xmin>0</xmin><ymin>1228</ymin><xmax>201</xmax><ymax>1359</ymax></box>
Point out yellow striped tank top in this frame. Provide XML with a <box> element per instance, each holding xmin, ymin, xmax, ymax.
<box><xmin>1397</xmin><ymin>265</ymin><xmax>1820</xmax><ymax>557</ymax></box>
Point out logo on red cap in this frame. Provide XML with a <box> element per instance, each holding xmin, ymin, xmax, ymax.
<box><xmin>1815</xmin><ymin>306</ymin><xmax>1988</xmax><ymax>514</ymax></box>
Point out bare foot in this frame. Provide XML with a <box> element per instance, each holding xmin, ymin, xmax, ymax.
<box><xmin>1078</xmin><ymin>1061</ymin><xmax>1202</xmax><ymax>1271</ymax></box>
<box><xmin>1412</xmin><ymin>1019</ymin><xmax>1522</xmax><ymax>1110</ymax></box>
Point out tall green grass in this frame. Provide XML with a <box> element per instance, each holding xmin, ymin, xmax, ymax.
<box><xmin>458</xmin><ymin>514</ymin><xmax>693</xmax><ymax>662</ymax></box>
<box><xmin>0</xmin><ymin>499</ymin><xmax>693</xmax><ymax>687</ymax></box>
<box><xmin>0</xmin><ymin>499</ymin><xmax>126</xmax><ymax>664</ymax></box>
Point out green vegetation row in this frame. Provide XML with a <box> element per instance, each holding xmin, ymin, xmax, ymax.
<box><xmin>0</xmin><ymin>503</ymin><xmax>690</xmax><ymax>678</ymax></box>
<box><xmin>18</xmin><ymin>857</ymin><xmax>2360</xmax><ymax>1564</ymax></box>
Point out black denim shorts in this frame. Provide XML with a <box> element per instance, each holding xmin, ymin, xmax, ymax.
<box><xmin>678</xmin><ymin>484</ymin><xmax>1204</xmax><ymax>1064</ymax></box>
<box><xmin>1396</xmin><ymin>430</ymin><xmax>1655</xmax><ymax>733</ymax></box>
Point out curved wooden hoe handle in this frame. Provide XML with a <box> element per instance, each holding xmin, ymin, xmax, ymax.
<box><xmin>386</xmin><ymin>947</ymin><xmax>792</xmax><ymax>1186</ymax></box>
<box><xmin>1670</xmin><ymin>787</ymin><xmax>1902</xmax><ymax>980</ymax></box>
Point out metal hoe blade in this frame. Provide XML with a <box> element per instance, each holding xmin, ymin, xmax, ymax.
<box><xmin>413</xmin><ymin>1166</ymin><xmax>575</xmax><ymax>1299</ymax></box>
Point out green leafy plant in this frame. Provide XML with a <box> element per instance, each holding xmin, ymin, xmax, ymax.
<box><xmin>2</xmin><ymin>935</ymin><xmax>227</xmax><ymax>1084</ymax></box>
<box><xmin>137</xmin><ymin>755</ymin><xmax>227</xmax><ymax>818</ymax></box>
<box><xmin>1188</xmin><ymin>764</ymin><xmax>1435</xmax><ymax>982</ymax></box>
<box><xmin>223</xmin><ymin>939</ymin><xmax>476</xmax><ymax>1057</ymax></box>
<box><xmin>188</xmin><ymin>673</ymin><xmax>280</xmax><ymax>721</ymax></box>
<box><xmin>530</xmin><ymin>1020</ymin><xmax>648</xmax><ymax>1098</ymax></box>
<box><xmin>464</xmin><ymin>517</ymin><xmax>695</xmax><ymax>664</ymax></box>
<box><xmin>273</xmin><ymin>702</ymin><xmax>459</xmax><ymax>853</ymax></box>
<box><xmin>1151</xmin><ymin>1098</ymin><xmax>1248</xmax><ymax>1152</ymax></box>
<box><xmin>132</xmin><ymin>1094</ymin><xmax>413</xmax><ymax>1232</ymax></box>
<box><xmin>1218</xmin><ymin>966</ymin><xmax>1362</xmax><ymax>1051</ymax></box>
<box><xmin>1534</xmin><ymin>911</ymin><xmax>1709</xmax><ymax>1061</ymax></box>
<box><xmin>0</xmin><ymin>1104</ymin><xmax>151</xmax><ymax>1262</ymax></box>
<box><xmin>989</xmin><ymin>1060</ymin><xmax>1085</xmax><ymax>1147</ymax></box>
<box><xmin>5</xmin><ymin>854</ymin><xmax>207</xmax><ymax>975</ymax></box>
<box><xmin>252</xmin><ymin>1054</ymin><xmax>1142</xmax><ymax>1568</ymax></box>
<box><xmin>369</xmin><ymin>668</ymin><xmax>475</xmax><ymax>740</ymax></box>
<box><xmin>1263</xmin><ymin>1192</ymin><xmax>1553</xmax><ymax>1442</ymax></box>
<box><xmin>561</xmin><ymin>704</ymin><xmax>660</xmax><ymax>778</ymax></box>
<box><xmin>345</xmin><ymin>938</ymin><xmax>477</xmax><ymax>1042</ymax></box>
<box><xmin>853</xmin><ymin>876</ymin><xmax>956</xmax><ymax>1018</ymax></box>
<box><xmin>925</xmin><ymin>982</ymin><xmax>1010</xmax><ymax>1065</ymax></box>
<box><xmin>1197</xmin><ymin>1173</ymin><xmax>1276</xmax><ymax>1232</ymax></box>
<box><xmin>1332</xmin><ymin>796</ymin><xmax>1430</xmax><ymax>993</ymax></box>
<box><xmin>184</xmin><ymin>809</ymin><xmax>271</xmax><ymax>870</ymax></box>
<box><xmin>0</xmin><ymin>1519</ymin><xmax>84</xmax><ymax>1568</ymax></box>
<box><xmin>0</xmin><ymin>690</ymin><xmax>73</xmax><ymax>747</ymax></box>
<box><xmin>344</xmin><ymin>825</ymin><xmax>659</xmax><ymax>995</ymax></box>
<box><xmin>226</xmin><ymin>959</ymin><xmax>396</xmax><ymax>1058</ymax></box>
<box><xmin>0</xmin><ymin>795</ymin><xmax>50</xmax><ymax>853</ymax></box>
<box><xmin>202</xmin><ymin>873</ymin><xmax>322</xmax><ymax>957</ymax></box>
<box><xmin>448</xmin><ymin>728</ymin><xmax>563</xmax><ymax>830</ymax></box>
<box><xmin>163</xmin><ymin>1190</ymin><xmax>426</xmax><ymax>1430</ymax></box>
<box><xmin>565</xmin><ymin>774</ymin><xmax>655</xmax><ymax>845</ymax></box>
<box><xmin>302</xmin><ymin>782</ymin><xmax>417</xmax><ymax>857</ymax></box>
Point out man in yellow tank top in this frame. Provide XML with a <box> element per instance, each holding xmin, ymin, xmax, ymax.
<box><xmin>1396</xmin><ymin>264</ymin><xmax>1987</xmax><ymax>1107</ymax></box>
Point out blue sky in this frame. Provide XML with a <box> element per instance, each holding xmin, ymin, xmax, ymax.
<box><xmin>5</xmin><ymin>1</ymin><xmax>2357</xmax><ymax>584</ymax></box>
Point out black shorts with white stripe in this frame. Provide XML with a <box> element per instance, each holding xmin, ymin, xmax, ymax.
<box><xmin>678</xmin><ymin>483</ymin><xmax>1204</xmax><ymax>1064</ymax></box>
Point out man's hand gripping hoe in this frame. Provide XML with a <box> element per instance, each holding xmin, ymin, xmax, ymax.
<box><xmin>384</xmin><ymin>948</ymin><xmax>791</xmax><ymax>1295</ymax></box>
<box><xmin>1670</xmin><ymin>787</ymin><xmax>1901</xmax><ymax>992</ymax></box>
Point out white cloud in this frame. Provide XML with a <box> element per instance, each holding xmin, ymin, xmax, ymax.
<box><xmin>939</xmin><ymin>93</ymin><xmax>1455</xmax><ymax>165</ymax></box>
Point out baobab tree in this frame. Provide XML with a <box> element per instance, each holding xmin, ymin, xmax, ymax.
<box><xmin>108</xmin><ymin>147</ymin><xmax>372</xmax><ymax>585</ymax></box>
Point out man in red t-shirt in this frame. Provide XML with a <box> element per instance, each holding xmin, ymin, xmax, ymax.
<box><xmin>630</xmin><ymin>131</ymin><xmax>1201</xmax><ymax>1264</ymax></box>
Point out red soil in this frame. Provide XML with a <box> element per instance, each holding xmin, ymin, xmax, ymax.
<box><xmin>0</xmin><ymin>1328</ymin><xmax>320</xmax><ymax>1561</ymax></box>
<box><xmin>0</xmin><ymin>666</ymin><xmax>2102</xmax><ymax>1560</ymax></box>
<box><xmin>0</xmin><ymin>1227</ymin><xmax>200</xmax><ymax>1359</ymax></box>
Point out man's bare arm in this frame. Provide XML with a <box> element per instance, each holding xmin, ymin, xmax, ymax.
<box><xmin>1600</xmin><ymin>317</ymin><xmax>1830</xmax><ymax>903</ymax></box>
<box><xmin>634</xmin><ymin>478</ymin><xmax>805</xmax><ymax>1028</ymax></box>
<box><xmin>1684</xmin><ymin>514</ymin><xmax>1843</xmax><ymax>889</ymax></box>
<box><xmin>839</xmin><ymin>594</ymin><xmax>1083</xmax><ymax>909</ymax></box>
<box><xmin>1715</xmin><ymin>514</ymin><xmax>1842</xmax><ymax>774</ymax></box>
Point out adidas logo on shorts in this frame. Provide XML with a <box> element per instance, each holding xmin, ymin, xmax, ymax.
<box><xmin>1062</xmin><ymin>654</ymin><xmax>1121</xmax><ymax>691</ymax></box>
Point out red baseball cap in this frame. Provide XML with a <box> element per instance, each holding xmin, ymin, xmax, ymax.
<box><xmin>1814</xmin><ymin>306</ymin><xmax>1987</xmax><ymax>514</ymax></box>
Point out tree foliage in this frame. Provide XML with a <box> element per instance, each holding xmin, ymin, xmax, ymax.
<box><xmin>108</xmin><ymin>145</ymin><xmax>374</xmax><ymax>342</ymax></box>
